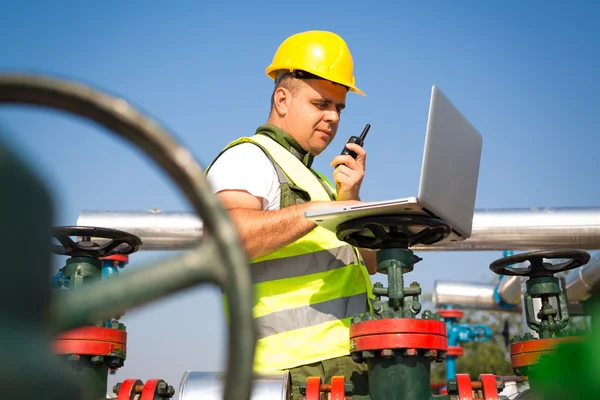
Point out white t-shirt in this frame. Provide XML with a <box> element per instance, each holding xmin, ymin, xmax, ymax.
<box><xmin>206</xmin><ymin>143</ymin><xmax>281</xmax><ymax>211</ymax></box>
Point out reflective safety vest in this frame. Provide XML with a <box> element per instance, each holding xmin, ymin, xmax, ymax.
<box><xmin>207</xmin><ymin>130</ymin><xmax>373</xmax><ymax>372</ymax></box>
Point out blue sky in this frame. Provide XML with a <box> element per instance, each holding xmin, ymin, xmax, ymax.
<box><xmin>1</xmin><ymin>0</ymin><xmax>598</xmax><ymax>392</ymax></box>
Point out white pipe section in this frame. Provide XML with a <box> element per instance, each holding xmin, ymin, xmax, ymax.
<box><xmin>77</xmin><ymin>207</ymin><xmax>600</xmax><ymax>252</ymax></box>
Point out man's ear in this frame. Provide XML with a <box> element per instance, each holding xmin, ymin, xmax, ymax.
<box><xmin>272</xmin><ymin>87</ymin><xmax>290</xmax><ymax>116</ymax></box>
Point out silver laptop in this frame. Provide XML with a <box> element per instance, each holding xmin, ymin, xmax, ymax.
<box><xmin>305</xmin><ymin>85</ymin><xmax>483</xmax><ymax>244</ymax></box>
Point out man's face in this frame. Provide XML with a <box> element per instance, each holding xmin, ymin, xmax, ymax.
<box><xmin>286</xmin><ymin>79</ymin><xmax>347</xmax><ymax>156</ymax></box>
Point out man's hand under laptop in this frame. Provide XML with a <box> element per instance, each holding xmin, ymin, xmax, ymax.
<box><xmin>212</xmin><ymin>188</ymin><xmax>364</xmax><ymax>261</ymax></box>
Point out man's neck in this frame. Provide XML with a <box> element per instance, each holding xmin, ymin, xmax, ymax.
<box><xmin>256</xmin><ymin>122</ymin><xmax>314</xmax><ymax>168</ymax></box>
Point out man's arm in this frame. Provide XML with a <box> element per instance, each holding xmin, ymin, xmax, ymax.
<box><xmin>217</xmin><ymin>189</ymin><xmax>360</xmax><ymax>260</ymax></box>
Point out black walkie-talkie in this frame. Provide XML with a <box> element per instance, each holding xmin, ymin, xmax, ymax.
<box><xmin>340</xmin><ymin>123</ymin><xmax>371</xmax><ymax>159</ymax></box>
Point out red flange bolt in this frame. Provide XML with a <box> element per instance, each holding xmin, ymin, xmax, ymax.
<box><xmin>114</xmin><ymin>378</ymin><xmax>175</xmax><ymax>400</ymax></box>
<box><xmin>446</xmin><ymin>373</ymin><xmax>504</xmax><ymax>400</ymax></box>
<box><xmin>299</xmin><ymin>376</ymin><xmax>353</xmax><ymax>400</ymax></box>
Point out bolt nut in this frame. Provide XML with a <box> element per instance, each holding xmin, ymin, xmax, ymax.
<box><xmin>436</xmin><ymin>350</ymin><xmax>448</xmax><ymax>361</ymax></box>
<box><xmin>344</xmin><ymin>382</ymin><xmax>354</xmax><ymax>396</ymax></box>
<box><xmin>510</xmin><ymin>335</ymin><xmax>523</xmax><ymax>344</ymax></box>
<box><xmin>157</xmin><ymin>382</ymin><xmax>167</xmax><ymax>395</ymax></box>
<box><xmin>422</xmin><ymin>310</ymin><xmax>433</xmax><ymax>320</ymax></box>
<box><xmin>107</xmin><ymin>356</ymin><xmax>124</xmax><ymax>369</ymax></box>
<box><xmin>90</xmin><ymin>355</ymin><xmax>104</xmax><ymax>365</ymax></box>
<box><xmin>495</xmin><ymin>376</ymin><xmax>505</xmax><ymax>390</ymax></box>
<box><xmin>446</xmin><ymin>379</ymin><xmax>458</xmax><ymax>392</ymax></box>
<box><xmin>362</xmin><ymin>350</ymin><xmax>376</xmax><ymax>359</ymax></box>
<box><xmin>424</xmin><ymin>350</ymin><xmax>438</xmax><ymax>358</ymax></box>
<box><xmin>403</xmin><ymin>348</ymin><xmax>418</xmax><ymax>357</ymax></box>
<box><xmin>299</xmin><ymin>383</ymin><xmax>307</xmax><ymax>396</ymax></box>
<box><xmin>67</xmin><ymin>354</ymin><xmax>81</xmax><ymax>362</ymax></box>
<box><xmin>113</xmin><ymin>383</ymin><xmax>122</xmax><ymax>395</ymax></box>
<box><xmin>351</xmin><ymin>352</ymin><xmax>365</xmax><ymax>363</ymax></box>
<box><xmin>381</xmin><ymin>349</ymin><xmax>395</xmax><ymax>357</ymax></box>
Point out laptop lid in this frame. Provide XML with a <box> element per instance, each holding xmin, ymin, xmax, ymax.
<box><xmin>416</xmin><ymin>85</ymin><xmax>483</xmax><ymax>238</ymax></box>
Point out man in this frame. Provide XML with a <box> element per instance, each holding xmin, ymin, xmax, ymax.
<box><xmin>205</xmin><ymin>30</ymin><xmax>377</xmax><ymax>398</ymax></box>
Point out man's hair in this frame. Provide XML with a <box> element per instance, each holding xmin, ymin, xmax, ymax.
<box><xmin>270</xmin><ymin>73</ymin><xmax>303</xmax><ymax>111</ymax></box>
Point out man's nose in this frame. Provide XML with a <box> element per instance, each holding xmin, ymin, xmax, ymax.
<box><xmin>324</xmin><ymin>109</ymin><xmax>340</xmax><ymax>124</ymax></box>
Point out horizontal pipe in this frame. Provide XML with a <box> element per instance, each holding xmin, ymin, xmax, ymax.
<box><xmin>432</xmin><ymin>281</ymin><xmax>522</xmax><ymax>313</ymax></box>
<box><xmin>496</xmin><ymin>275</ymin><xmax>523</xmax><ymax>306</ymax></box>
<box><xmin>76</xmin><ymin>210</ymin><xmax>202</xmax><ymax>250</ymax></box>
<box><xmin>415</xmin><ymin>207</ymin><xmax>600</xmax><ymax>251</ymax></box>
<box><xmin>77</xmin><ymin>206</ymin><xmax>600</xmax><ymax>252</ymax></box>
<box><xmin>564</xmin><ymin>250</ymin><xmax>600</xmax><ymax>302</ymax></box>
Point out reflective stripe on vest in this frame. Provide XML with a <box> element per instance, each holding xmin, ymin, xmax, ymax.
<box><xmin>217</xmin><ymin>133</ymin><xmax>373</xmax><ymax>372</ymax></box>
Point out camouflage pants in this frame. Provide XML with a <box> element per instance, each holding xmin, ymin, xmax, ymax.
<box><xmin>287</xmin><ymin>355</ymin><xmax>369</xmax><ymax>399</ymax></box>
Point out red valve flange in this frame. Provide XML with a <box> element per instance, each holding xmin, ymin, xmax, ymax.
<box><xmin>53</xmin><ymin>326</ymin><xmax>127</xmax><ymax>357</ymax></box>
<box><xmin>510</xmin><ymin>336</ymin><xmax>581</xmax><ymax>369</ymax></box>
<box><xmin>456</xmin><ymin>373</ymin><xmax>473</xmax><ymax>400</ymax></box>
<box><xmin>304</xmin><ymin>376</ymin><xmax>321</xmax><ymax>400</ymax></box>
<box><xmin>438</xmin><ymin>309</ymin><xmax>464</xmax><ymax>320</ymax></box>
<box><xmin>447</xmin><ymin>346</ymin><xmax>464</xmax><ymax>357</ymax></box>
<box><xmin>116</xmin><ymin>379</ymin><xmax>143</xmax><ymax>400</ymax></box>
<box><xmin>349</xmin><ymin>318</ymin><xmax>447</xmax><ymax>352</ymax></box>
<box><xmin>479</xmin><ymin>374</ymin><xmax>499</xmax><ymax>400</ymax></box>
<box><xmin>100</xmin><ymin>254</ymin><xmax>129</xmax><ymax>262</ymax></box>
<box><xmin>140</xmin><ymin>379</ymin><xmax>161</xmax><ymax>400</ymax></box>
<box><xmin>330</xmin><ymin>376</ymin><xmax>347</xmax><ymax>400</ymax></box>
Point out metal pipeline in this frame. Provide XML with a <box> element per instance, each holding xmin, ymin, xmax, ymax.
<box><xmin>495</xmin><ymin>275</ymin><xmax>523</xmax><ymax>307</ymax></box>
<box><xmin>77</xmin><ymin>210</ymin><xmax>202</xmax><ymax>251</ymax></box>
<box><xmin>564</xmin><ymin>250</ymin><xmax>600</xmax><ymax>302</ymax></box>
<box><xmin>432</xmin><ymin>281</ymin><xmax>522</xmax><ymax>313</ymax></box>
<box><xmin>177</xmin><ymin>371</ymin><xmax>290</xmax><ymax>400</ymax></box>
<box><xmin>77</xmin><ymin>207</ymin><xmax>600</xmax><ymax>252</ymax></box>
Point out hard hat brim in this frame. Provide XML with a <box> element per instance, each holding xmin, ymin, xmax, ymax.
<box><xmin>266</xmin><ymin>67</ymin><xmax>365</xmax><ymax>96</ymax></box>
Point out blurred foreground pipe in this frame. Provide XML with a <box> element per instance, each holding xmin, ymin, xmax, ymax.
<box><xmin>77</xmin><ymin>206</ymin><xmax>600</xmax><ymax>252</ymax></box>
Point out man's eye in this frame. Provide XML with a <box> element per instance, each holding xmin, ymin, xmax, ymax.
<box><xmin>314</xmin><ymin>102</ymin><xmax>328</xmax><ymax>109</ymax></box>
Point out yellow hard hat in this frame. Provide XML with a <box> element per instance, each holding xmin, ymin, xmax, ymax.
<box><xmin>265</xmin><ymin>30</ymin><xmax>365</xmax><ymax>96</ymax></box>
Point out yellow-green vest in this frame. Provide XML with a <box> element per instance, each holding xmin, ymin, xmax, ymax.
<box><xmin>207</xmin><ymin>131</ymin><xmax>373</xmax><ymax>372</ymax></box>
